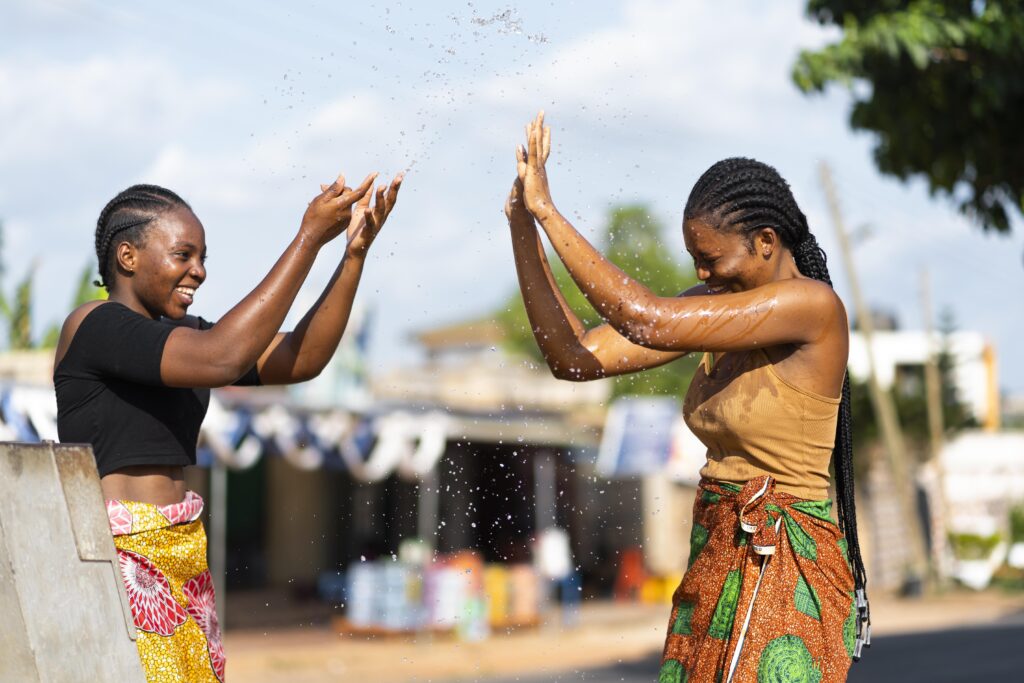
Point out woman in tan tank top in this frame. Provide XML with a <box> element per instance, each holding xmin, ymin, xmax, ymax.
<box><xmin>506</xmin><ymin>112</ymin><xmax>868</xmax><ymax>683</ymax></box>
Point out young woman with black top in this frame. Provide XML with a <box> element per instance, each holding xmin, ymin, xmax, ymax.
<box><xmin>54</xmin><ymin>171</ymin><xmax>401</xmax><ymax>682</ymax></box>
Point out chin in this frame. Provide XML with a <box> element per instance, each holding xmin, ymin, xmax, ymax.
<box><xmin>165</xmin><ymin>305</ymin><xmax>189</xmax><ymax>320</ymax></box>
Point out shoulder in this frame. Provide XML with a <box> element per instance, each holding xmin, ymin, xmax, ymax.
<box><xmin>774</xmin><ymin>278</ymin><xmax>849</xmax><ymax>341</ymax></box>
<box><xmin>774</xmin><ymin>277</ymin><xmax>843</xmax><ymax>308</ymax></box>
<box><xmin>56</xmin><ymin>300</ymin><xmax>115</xmax><ymax>347</ymax></box>
<box><xmin>55</xmin><ymin>301</ymin><xmax>114</xmax><ymax>368</ymax></box>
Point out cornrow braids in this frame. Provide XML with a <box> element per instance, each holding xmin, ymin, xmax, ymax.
<box><xmin>685</xmin><ymin>157</ymin><xmax>870</xmax><ymax>656</ymax></box>
<box><xmin>93</xmin><ymin>184</ymin><xmax>191</xmax><ymax>290</ymax></box>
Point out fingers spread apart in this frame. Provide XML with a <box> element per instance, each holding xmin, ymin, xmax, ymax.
<box><xmin>321</xmin><ymin>173</ymin><xmax>346</xmax><ymax>197</ymax></box>
<box><xmin>336</xmin><ymin>172</ymin><xmax>378</xmax><ymax>207</ymax></box>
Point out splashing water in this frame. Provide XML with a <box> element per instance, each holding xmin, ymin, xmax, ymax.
<box><xmin>468</xmin><ymin>7</ymin><xmax>549</xmax><ymax>43</ymax></box>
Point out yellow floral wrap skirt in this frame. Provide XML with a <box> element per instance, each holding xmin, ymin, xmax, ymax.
<box><xmin>107</xmin><ymin>491</ymin><xmax>225</xmax><ymax>682</ymax></box>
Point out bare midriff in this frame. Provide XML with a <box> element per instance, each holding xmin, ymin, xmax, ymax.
<box><xmin>101</xmin><ymin>465</ymin><xmax>187</xmax><ymax>506</ymax></box>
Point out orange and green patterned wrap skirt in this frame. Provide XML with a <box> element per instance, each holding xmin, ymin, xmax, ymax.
<box><xmin>661</xmin><ymin>476</ymin><xmax>857</xmax><ymax>683</ymax></box>
<box><xmin>106</xmin><ymin>491</ymin><xmax>225</xmax><ymax>682</ymax></box>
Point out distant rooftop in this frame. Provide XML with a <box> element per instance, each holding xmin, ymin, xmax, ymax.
<box><xmin>413</xmin><ymin>318</ymin><xmax>505</xmax><ymax>352</ymax></box>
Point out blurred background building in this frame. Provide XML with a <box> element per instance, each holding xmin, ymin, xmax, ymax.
<box><xmin>3</xmin><ymin>298</ymin><xmax>1023</xmax><ymax>635</ymax></box>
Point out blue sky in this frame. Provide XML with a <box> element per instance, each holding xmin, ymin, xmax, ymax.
<box><xmin>3</xmin><ymin>0</ymin><xmax>1023</xmax><ymax>393</ymax></box>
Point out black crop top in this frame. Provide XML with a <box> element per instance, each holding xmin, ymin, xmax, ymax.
<box><xmin>54</xmin><ymin>302</ymin><xmax>261</xmax><ymax>476</ymax></box>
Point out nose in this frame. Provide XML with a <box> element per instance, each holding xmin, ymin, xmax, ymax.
<box><xmin>190</xmin><ymin>259</ymin><xmax>206</xmax><ymax>283</ymax></box>
<box><xmin>696</xmin><ymin>264</ymin><xmax>711</xmax><ymax>281</ymax></box>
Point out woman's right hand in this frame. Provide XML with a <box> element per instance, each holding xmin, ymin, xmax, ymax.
<box><xmin>346</xmin><ymin>172</ymin><xmax>404</xmax><ymax>259</ymax></box>
<box><xmin>300</xmin><ymin>172</ymin><xmax>377</xmax><ymax>248</ymax></box>
<box><xmin>505</xmin><ymin>176</ymin><xmax>530</xmax><ymax>224</ymax></box>
<box><xmin>516</xmin><ymin>111</ymin><xmax>555</xmax><ymax>220</ymax></box>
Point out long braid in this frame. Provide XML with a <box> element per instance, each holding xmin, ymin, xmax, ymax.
<box><xmin>94</xmin><ymin>184</ymin><xmax>191</xmax><ymax>290</ymax></box>
<box><xmin>685</xmin><ymin>157</ymin><xmax>870</xmax><ymax>653</ymax></box>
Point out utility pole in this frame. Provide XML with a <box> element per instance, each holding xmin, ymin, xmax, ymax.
<box><xmin>920</xmin><ymin>268</ymin><xmax>951</xmax><ymax>582</ymax></box>
<box><xmin>819</xmin><ymin>161</ymin><xmax>930</xmax><ymax>590</ymax></box>
<box><xmin>921</xmin><ymin>269</ymin><xmax>946</xmax><ymax>458</ymax></box>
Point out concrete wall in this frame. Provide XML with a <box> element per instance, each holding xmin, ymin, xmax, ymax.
<box><xmin>0</xmin><ymin>442</ymin><xmax>144</xmax><ymax>682</ymax></box>
<box><xmin>642</xmin><ymin>476</ymin><xmax>697</xmax><ymax>575</ymax></box>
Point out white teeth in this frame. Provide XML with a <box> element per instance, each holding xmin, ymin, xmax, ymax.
<box><xmin>176</xmin><ymin>287</ymin><xmax>195</xmax><ymax>296</ymax></box>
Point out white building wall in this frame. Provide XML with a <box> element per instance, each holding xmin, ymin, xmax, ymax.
<box><xmin>848</xmin><ymin>331</ymin><xmax>992</xmax><ymax>423</ymax></box>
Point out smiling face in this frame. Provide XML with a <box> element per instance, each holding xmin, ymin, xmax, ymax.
<box><xmin>683</xmin><ymin>216</ymin><xmax>780</xmax><ymax>292</ymax></box>
<box><xmin>113</xmin><ymin>206</ymin><xmax>207</xmax><ymax>319</ymax></box>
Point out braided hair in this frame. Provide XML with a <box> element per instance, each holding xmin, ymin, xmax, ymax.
<box><xmin>94</xmin><ymin>184</ymin><xmax>191</xmax><ymax>290</ymax></box>
<box><xmin>684</xmin><ymin>157</ymin><xmax>869</xmax><ymax>612</ymax></box>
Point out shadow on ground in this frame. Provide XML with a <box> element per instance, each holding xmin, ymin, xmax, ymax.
<box><xmin>469</xmin><ymin>617</ymin><xmax>1024</xmax><ymax>683</ymax></box>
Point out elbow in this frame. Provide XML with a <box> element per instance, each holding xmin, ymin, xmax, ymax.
<box><xmin>294</xmin><ymin>364</ymin><xmax>324</xmax><ymax>383</ymax></box>
<box><xmin>223</xmin><ymin>359</ymin><xmax>256</xmax><ymax>386</ymax></box>
<box><xmin>551</xmin><ymin>365</ymin><xmax>587</xmax><ymax>382</ymax></box>
<box><xmin>548</xmin><ymin>355</ymin><xmax>604</xmax><ymax>382</ymax></box>
<box><xmin>617</xmin><ymin>318</ymin><xmax>660</xmax><ymax>348</ymax></box>
<box><xmin>283</xmin><ymin>356</ymin><xmax>327</xmax><ymax>384</ymax></box>
<box><xmin>606</xmin><ymin>296</ymin><xmax>660</xmax><ymax>347</ymax></box>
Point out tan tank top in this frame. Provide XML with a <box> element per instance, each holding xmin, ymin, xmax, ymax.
<box><xmin>683</xmin><ymin>348</ymin><xmax>840</xmax><ymax>500</ymax></box>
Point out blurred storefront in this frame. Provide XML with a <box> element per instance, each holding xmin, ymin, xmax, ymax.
<box><xmin>6</xmin><ymin>318</ymin><xmax>1017</xmax><ymax>633</ymax></box>
<box><xmin>0</xmin><ymin>316</ymin><xmax>700</xmax><ymax>634</ymax></box>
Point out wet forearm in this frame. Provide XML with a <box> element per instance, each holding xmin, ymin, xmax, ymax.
<box><xmin>535</xmin><ymin>207</ymin><xmax>661</xmax><ymax>345</ymax></box>
<box><xmin>282</xmin><ymin>252</ymin><xmax>366</xmax><ymax>380</ymax></box>
<box><xmin>195</xmin><ymin>235</ymin><xmax>321</xmax><ymax>378</ymax></box>
<box><xmin>510</xmin><ymin>212</ymin><xmax>604</xmax><ymax>379</ymax></box>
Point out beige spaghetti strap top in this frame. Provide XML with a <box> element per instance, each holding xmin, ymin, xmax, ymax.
<box><xmin>683</xmin><ymin>348</ymin><xmax>840</xmax><ymax>500</ymax></box>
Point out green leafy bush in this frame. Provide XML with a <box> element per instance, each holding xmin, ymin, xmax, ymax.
<box><xmin>948</xmin><ymin>532</ymin><xmax>1002</xmax><ymax>560</ymax></box>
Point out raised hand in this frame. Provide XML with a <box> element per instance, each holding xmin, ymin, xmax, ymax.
<box><xmin>346</xmin><ymin>172</ymin><xmax>404</xmax><ymax>258</ymax></box>
<box><xmin>505</xmin><ymin>176</ymin><xmax>528</xmax><ymax>223</ymax></box>
<box><xmin>516</xmin><ymin>110</ymin><xmax>554</xmax><ymax>219</ymax></box>
<box><xmin>300</xmin><ymin>172</ymin><xmax>377</xmax><ymax>248</ymax></box>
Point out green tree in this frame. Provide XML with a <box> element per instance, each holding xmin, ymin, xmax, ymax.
<box><xmin>9</xmin><ymin>263</ymin><xmax>35</xmax><ymax>350</ymax></box>
<box><xmin>0</xmin><ymin>219</ymin><xmax>8</xmax><ymax>323</ymax></box>
<box><xmin>37</xmin><ymin>262</ymin><xmax>107</xmax><ymax>349</ymax></box>
<box><xmin>72</xmin><ymin>260</ymin><xmax>107</xmax><ymax>307</ymax></box>
<box><xmin>497</xmin><ymin>204</ymin><xmax>700</xmax><ymax>398</ymax></box>
<box><xmin>793</xmin><ymin>1</ymin><xmax>1024</xmax><ymax>233</ymax></box>
<box><xmin>0</xmin><ymin>214</ymin><xmax>104</xmax><ymax>350</ymax></box>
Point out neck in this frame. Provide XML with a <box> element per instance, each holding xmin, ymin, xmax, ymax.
<box><xmin>773</xmin><ymin>250</ymin><xmax>803</xmax><ymax>281</ymax></box>
<box><xmin>108</xmin><ymin>288</ymin><xmax>158</xmax><ymax>320</ymax></box>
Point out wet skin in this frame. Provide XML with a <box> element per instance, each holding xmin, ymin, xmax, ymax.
<box><xmin>54</xmin><ymin>172</ymin><xmax>403</xmax><ymax>505</ymax></box>
<box><xmin>507</xmin><ymin>111</ymin><xmax>848</xmax><ymax>400</ymax></box>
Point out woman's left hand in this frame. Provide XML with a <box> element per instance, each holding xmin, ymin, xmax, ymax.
<box><xmin>346</xmin><ymin>172</ymin><xmax>404</xmax><ymax>258</ymax></box>
<box><xmin>517</xmin><ymin>111</ymin><xmax>555</xmax><ymax>220</ymax></box>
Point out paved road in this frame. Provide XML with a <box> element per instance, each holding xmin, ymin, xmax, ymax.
<box><xmin>466</xmin><ymin>620</ymin><xmax>1024</xmax><ymax>682</ymax></box>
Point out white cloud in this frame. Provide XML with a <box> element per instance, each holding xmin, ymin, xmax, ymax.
<box><xmin>480</xmin><ymin>0</ymin><xmax>836</xmax><ymax>139</ymax></box>
<box><xmin>0</xmin><ymin>56</ymin><xmax>239</xmax><ymax>166</ymax></box>
<box><xmin>2</xmin><ymin>0</ymin><xmax>1021</xmax><ymax>390</ymax></box>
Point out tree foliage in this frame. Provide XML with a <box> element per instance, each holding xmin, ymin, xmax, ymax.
<box><xmin>497</xmin><ymin>205</ymin><xmax>700</xmax><ymax>398</ymax></box>
<box><xmin>793</xmin><ymin>1</ymin><xmax>1024</xmax><ymax>233</ymax></box>
<box><xmin>0</xmin><ymin>218</ymin><xmax>106</xmax><ymax>350</ymax></box>
<box><xmin>72</xmin><ymin>261</ymin><xmax>108</xmax><ymax>308</ymax></box>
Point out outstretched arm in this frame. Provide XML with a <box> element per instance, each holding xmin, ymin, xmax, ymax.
<box><xmin>255</xmin><ymin>174</ymin><xmax>402</xmax><ymax>384</ymax></box>
<box><xmin>507</xmin><ymin>176</ymin><xmax>687</xmax><ymax>380</ymax></box>
<box><xmin>160</xmin><ymin>173</ymin><xmax>378</xmax><ymax>387</ymax></box>
<box><xmin>517</xmin><ymin>112</ymin><xmax>840</xmax><ymax>353</ymax></box>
